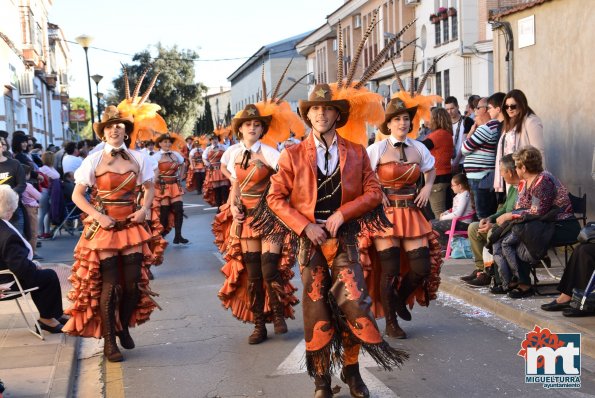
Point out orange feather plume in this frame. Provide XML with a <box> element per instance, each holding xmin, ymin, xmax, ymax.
<box><xmin>255</xmin><ymin>101</ymin><xmax>306</xmax><ymax>147</ymax></box>
<box><xmin>329</xmin><ymin>83</ymin><xmax>384</xmax><ymax>147</ymax></box>
<box><xmin>392</xmin><ymin>91</ymin><xmax>443</xmax><ymax>138</ymax></box>
<box><xmin>117</xmin><ymin>97</ymin><xmax>168</xmax><ymax>149</ymax></box>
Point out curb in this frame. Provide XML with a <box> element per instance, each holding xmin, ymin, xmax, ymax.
<box><xmin>439</xmin><ymin>277</ymin><xmax>595</xmax><ymax>359</ymax></box>
<box><xmin>49</xmin><ymin>335</ymin><xmax>80</xmax><ymax>398</ymax></box>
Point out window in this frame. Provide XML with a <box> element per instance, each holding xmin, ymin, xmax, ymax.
<box><xmin>436</xmin><ymin>71</ymin><xmax>442</xmax><ymax>97</ymax></box>
<box><xmin>354</xmin><ymin>14</ymin><xmax>362</xmax><ymax>29</ymax></box>
<box><xmin>451</xmin><ymin>15</ymin><xmax>458</xmax><ymax>40</ymax></box>
<box><xmin>435</xmin><ymin>21</ymin><xmax>441</xmax><ymax>46</ymax></box>
<box><xmin>414</xmin><ymin>77</ymin><xmax>419</xmax><ymax>93</ymax></box>
<box><xmin>444</xmin><ymin>69</ymin><xmax>450</xmax><ymax>98</ymax></box>
<box><xmin>442</xmin><ymin>18</ymin><xmax>449</xmax><ymax>42</ymax></box>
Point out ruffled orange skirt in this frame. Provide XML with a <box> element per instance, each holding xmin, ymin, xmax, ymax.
<box><xmin>203</xmin><ymin>172</ymin><xmax>215</xmax><ymax>206</ymax></box>
<box><xmin>155</xmin><ymin>182</ymin><xmax>183</xmax><ymax>201</ymax></box>
<box><xmin>212</xmin><ymin>204</ymin><xmax>233</xmax><ymax>253</ymax></box>
<box><xmin>217</xmin><ymin>235</ymin><xmax>299</xmax><ymax>323</ymax></box>
<box><xmin>62</xmin><ymin>219</ymin><xmax>159</xmax><ymax>338</ymax></box>
<box><xmin>376</xmin><ymin>206</ymin><xmax>432</xmax><ymax>239</ymax></box>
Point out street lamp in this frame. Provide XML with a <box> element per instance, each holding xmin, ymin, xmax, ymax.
<box><xmin>96</xmin><ymin>92</ymin><xmax>104</xmax><ymax>121</ymax></box>
<box><xmin>91</xmin><ymin>74</ymin><xmax>103</xmax><ymax>120</ymax></box>
<box><xmin>75</xmin><ymin>34</ymin><xmax>95</xmax><ymax>124</ymax></box>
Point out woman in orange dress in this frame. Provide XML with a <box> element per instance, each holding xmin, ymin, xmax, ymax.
<box><xmin>362</xmin><ymin>98</ymin><xmax>443</xmax><ymax>339</ymax></box>
<box><xmin>62</xmin><ymin>106</ymin><xmax>159</xmax><ymax>362</ymax></box>
<box><xmin>202</xmin><ymin>137</ymin><xmax>230</xmax><ymax>207</ymax></box>
<box><xmin>186</xmin><ymin>138</ymin><xmax>206</xmax><ymax>194</ymax></box>
<box><xmin>152</xmin><ymin>133</ymin><xmax>188</xmax><ymax>244</ymax></box>
<box><xmin>217</xmin><ymin>104</ymin><xmax>298</xmax><ymax>345</ymax></box>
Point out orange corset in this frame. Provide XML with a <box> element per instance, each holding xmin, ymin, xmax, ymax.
<box><xmin>376</xmin><ymin>162</ymin><xmax>421</xmax><ymax>197</ymax></box>
<box><xmin>235</xmin><ymin>160</ymin><xmax>274</xmax><ymax>209</ymax></box>
<box><xmin>208</xmin><ymin>149</ymin><xmax>224</xmax><ymax>164</ymax></box>
<box><xmin>95</xmin><ymin>171</ymin><xmax>138</xmax><ymax>221</ymax></box>
<box><xmin>158</xmin><ymin>161</ymin><xmax>179</xmax><ymax>177</ymax></box>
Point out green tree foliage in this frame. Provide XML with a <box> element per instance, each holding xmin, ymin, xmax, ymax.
<box><xmin>225</xmin><ymin>102</ymin><xmax>232</xmax><ymax>126</ymax></box>
<box><xmin>203</xmin><ymin>99</ymin><xmax>214</xmax><ymax>132</ymax></box>
<box><xmin>112</xmin><ymin>43</ymin><xmax>207</xmax><ymax>136</ymax></box>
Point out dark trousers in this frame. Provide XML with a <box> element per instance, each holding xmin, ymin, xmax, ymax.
<box><xmin>468</xmin><ymin>173</ymin><xmax>497</xmax><ymax>219</ymax></box>
<box><xmin>12</xmin><ymin>268</ymin><xmax>63</xmax><ymax>319</ymax></box>
<box><xmin>193</xmin><ymin>171</ymin><xmax>205</xmax><ymax>193</ymax></box>
<box><xmin>557</xmin><ymin>243</ymin><xmax>595</xmax><ymax>296</ymax></box>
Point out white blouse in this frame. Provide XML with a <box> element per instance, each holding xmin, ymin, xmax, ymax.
<box><xmin>74</xmin><ymin>143</ymin><xmax>155</xmax><ymax>187</ymax></box>
<box><xmin>225</xmin><ymin>141</ymin><xmax>280</xmax><ymax>180</ymax></box>
<box><xmin>366</xmin><ymin>136</ymin><xmax>435</xmax><ymax>173</ymax></box>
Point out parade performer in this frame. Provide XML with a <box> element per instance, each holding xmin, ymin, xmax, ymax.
<box><xmin>202</xmin><ymin>133</ymin><xmax>231</xmax><ymax>207</ymax></box>
<box><xmin>361</xmin><ymin>96</ymin><xmax>443</xmax><ymax>340</ymax></box>
<box><xmin>217</xmin><ymin>103</ymin><xmax>301</xmax><ymax>344</ymax></box>
<box><xmin>186</xmin><ymin>137</ymin><xmax>206</xmax><ymax>194</ymax></box>
<box><xmin>152</xmin><ymin>133</ymin><xmax>188</xmax><ymax>244</ymax></box>
<box><xmin>63</xmin><ymin>106</ymin><xmax>159</xmax><ymax>362</ymax></box>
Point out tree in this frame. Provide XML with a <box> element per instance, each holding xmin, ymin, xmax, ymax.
<box><xmin>203</xmin><ymin>99</ymin><xmax>214</xmax><ymax>132</ymax></box>
<box><xmin>224</xmin><ymin>102</ymin><xmax>232</xmax><ymax>126</ymax></box>
<box><xmin>112</xmin><ymin>43</ymin><xmax>208</xmax><ymax>136</ymax></box>
<box><xmin>69</xmin><ymin>97</ymin><xmax>92</xmax><ymax>139</ymax></box>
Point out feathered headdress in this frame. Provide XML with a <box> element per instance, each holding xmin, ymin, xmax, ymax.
<box><xmin>116</xmin><ymin>65</ymin><xmax>168</xmax><ymax>148</ymax></box>
<box><xmin>390</xmin><ymin>53</ymin><xmax>446</xmax><ymax>137</ymax></box>
<box><xmin>304</xmin><ymin>11</ymin><xmax>416</xmax><ymax>146</ymax></box>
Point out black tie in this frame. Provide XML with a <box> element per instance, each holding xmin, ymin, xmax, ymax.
<box><xmin>110</xmin><ymin>148</ymin><xmax>129</xmax><ymax>161</ymax></box>
<box><xmin>393</xmin><ymin>142</ymin><xmax>408</xmax><ymax>162</ymax></box>
<box><xmin>241</xmin><ymin>150</ymin><xmax>251</xmax><ymax>169</ymax></box>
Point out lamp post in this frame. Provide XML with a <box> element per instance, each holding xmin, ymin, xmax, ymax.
<box><xmin>91</xmin><ymin>74</ymin><xmax>103</xmax><ymax>120</ymax></box>
<box><xmin>75</xmin><ymin>35</ymin><xmax>95</xmax><ymax>124</ymax></box>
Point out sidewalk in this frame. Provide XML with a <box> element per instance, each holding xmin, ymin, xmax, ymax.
<box><xmin>1</xmin><ymin>252</ymin><xmax>594</xmax><ymax>397</ymax></box>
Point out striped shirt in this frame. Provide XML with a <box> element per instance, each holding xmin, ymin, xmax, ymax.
<box><xmin>461</xmin><ymin>119</ymin><xmax>501</xmax><ymax>179</ymax></box>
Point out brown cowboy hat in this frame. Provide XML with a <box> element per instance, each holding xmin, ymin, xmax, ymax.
<box><xmin>298</xmin><ymin>83</ymin><xmax>350</xmax><ymax>129</ymax></box>
<box><xmin>379</xmin><ymin>97</ymin><xmax>418</xmax><ymax>135</ymax></box>
<box><xmin>231</xmin><ymin>104</ymin><xmax>272</xmax><ymax>136</ymax></box>
<box><xmin>154</xmin><ymin>132</ymin><xmax>177</xmax><ymax>145</ymax></box>
<box><xmin>92</xmin><ymin>105</ymin><xmax>134</xmax><ymax>138</ymax></box>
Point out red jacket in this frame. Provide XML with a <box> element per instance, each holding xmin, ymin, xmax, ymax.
<box><xmin>267</xmin><ymin>133</ymin><xmax>383</xmax><ymax>236</ymax></box>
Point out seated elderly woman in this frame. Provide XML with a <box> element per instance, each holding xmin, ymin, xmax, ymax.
<box><xmin>0</xmin><ymin>185</ymin><xmax>66</xmax><ymax>333</ymax></box>
<box><xmin>490</xmin><ymin>146</ymin><xmax>580</xmax><ymax>299</ymax></box>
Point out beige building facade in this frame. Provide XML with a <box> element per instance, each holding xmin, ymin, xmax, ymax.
<box><xmin>492</xmin><ymin>0</ymin><xmax>595</xmax><ymax>218</ymax></box>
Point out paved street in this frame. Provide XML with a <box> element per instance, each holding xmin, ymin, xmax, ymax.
<box><xmin>53</xmin><ymin>193</ymin><xmax>591</xmax><ymax>398</ymax></box>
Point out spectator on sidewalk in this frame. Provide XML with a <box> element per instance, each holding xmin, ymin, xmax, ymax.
<box><xmin>0</xmin><ymin>132</ymin><xmax>11</xmax><ymax>158</ymax></box>
<box><xmin>0</xmin><ymin>185</ymin><xmax>66</xmax><ymax>333</ymax></box>
<box><xmin>21</xmin><ymin>165</ymin><xmax>42</xmax><ymax>260</ymax></box>
<box><xmin>463</xmin><ymin>154</ymin><xmax>519</xmax><ymax>288</ymax></box>
<box><xmin>62</xmin><ymin>142</ymin><xmax>83</xmax><ymax>175</ymax></box>
<box><xmin>423</xmin><ymin>107</ymin><xmax>454</xmax><ymax>219</ymax></box>
<box><xmin>461</xmin><ymin>93</ymin><xmax>505</xmax><ymax>219</ymax></box>
<box><xmin>445</xmin><ymin>96</ymin><xmax>474</xmax><ymax>175</ymax></box>
<box><xmin>465</xmin><ymin>97</ymin><xmax>490</xmax><ymax>138</ymax></box>
<box><xmin>0</xmin><ymin>143</ymin><xmax>26</xmax><ymax>235</ymax></box>
<box><xmin>465</xmin><ymin>94</ymin><xmax>480</xmax><ymax>120</ymax></box>
<box><xmin>494</xmin><ymin>89</ymin><xmax>545</xmax><ymax>193</ymax></box>
<box><xmin>431</xmin><ymin>173</ymin><xmax>474</xmax><ymax>249</ymax></box>
<box><xmin>38</xmin><ymin>152</ymin><xmax>60</xmax><ymax>239</ymax></box>
<box><xmin>30</xmin><ymin>143</ymin><xmax>43</xmax><ymax>168</ymax></box>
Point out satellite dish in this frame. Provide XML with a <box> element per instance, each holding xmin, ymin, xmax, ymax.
<box><xmin>378</xmin><ymin>84</ymin><xmax>390</xmax><ymax>98</ymax></box>
<box><xmin>420</xmin><ymin>25</ymin><xmax>427</xmax><ymax>50</ymax></box>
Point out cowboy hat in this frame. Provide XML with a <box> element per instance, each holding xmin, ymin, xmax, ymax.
<box><xmin>92</xmin><ymin>105</ymin><xmax>134</xmax><ymax>138</ymax></box>
<box><xmin>379</xmin><ymin>97</ymin><xmax>418</xmax><ymax>135</ymax></box>
<box><xmin>298</xmin><ymin>83</ymin><xmax>350</xmax><ymax>129</ymax></box>
<box><xmin>231</xmin><ymin>104</ymin><xmax>272</xmax><ymax>136</ymax></box>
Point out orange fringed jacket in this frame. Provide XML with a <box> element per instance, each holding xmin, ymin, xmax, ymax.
<box><xmin>266</xmin><ymin>132</ymin><xmax>383</xmax><ymax>236</ymax></box>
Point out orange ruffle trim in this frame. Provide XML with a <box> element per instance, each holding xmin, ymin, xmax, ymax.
<box><xmin>375</xmin><ymin>206</ymin><xmax>433</xmax><ymax>239</ymax></box>
<box><xmin>155</xmin><ymin>183</ymin><xmax>184</xmax><ymax>201</ymax></box>
<box><xmin>217</xmin><ymin>236</ymin><xmax>299</xmax><ymax>323</ymax></box>
<box><xmin>202</xmin><ymin>172</ymin><xmax>215</xmax><ymax>206</ymax></box>
<box><xmin>62</xmin><ymin>224</ymin><xmax>159</xmax><ymax>338</ymax></box>
<box><xmin>359</xmin><ymin>230</ymin><xmax>443</xmax><ymax>319</ymax></box>
<box><xmin>212</xmin><ymin>204</ymin><xmax>233</xmax><ymax>253</ymax></box>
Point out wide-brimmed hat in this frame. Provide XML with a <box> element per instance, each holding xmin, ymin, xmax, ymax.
<box><xmin>154</xmin><ymin>133</ymin><xmax>177</xmax><ymax>145</ymax></box>
<box><xmin>231</xmin><ymin>104</ymin><xmax>272</xmax><ymax>136</ymax></box>
<box><xmin>93</xmin><ymin>105</ymin><xmax>134</xmax><ymax>138</ymax></box>
<box><xmin>298</xmin><ymin>84</ymin><xmax>350</xmax><ymax>129</ymax></box>
<box><xmin>379</xmin><ymin>97</ymin><xmax>418</xmax><ymax>135</ymax></box>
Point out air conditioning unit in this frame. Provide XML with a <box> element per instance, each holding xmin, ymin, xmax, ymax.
<box><xmin>405</xmin><ymin>0</ymin><xmax>420</xmax><ymax>5</ymax></box>
<box><xmin>19</xmin><ymin>69</ymin><xmax>35</xmax><ymax>97</ymax></box>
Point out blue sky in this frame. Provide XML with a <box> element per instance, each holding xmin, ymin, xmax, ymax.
<box><xmin>49</xmin><ymin>0</ymin><xmax>344</xmax><ymax>99</ymax></box>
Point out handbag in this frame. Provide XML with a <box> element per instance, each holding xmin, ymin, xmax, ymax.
<box><xmin>451</xmin><ymin>236</ymin><xmax>473</xmax><ymax>259</ymax></box>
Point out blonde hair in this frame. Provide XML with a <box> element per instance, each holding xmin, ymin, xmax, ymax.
<box><xmin>0</xmin><ymin>185</ymin><xmax>19</xmax><ymax>220</ymax></box>
<box><xmin>429</xmin><ymin>108</ymin><xmax>453</xmax><ymax>134</ymax></box>
<box><xmin>513</xmin><ymin>146</ymin><xmax>543</xmax><ymax>174</ymax></box>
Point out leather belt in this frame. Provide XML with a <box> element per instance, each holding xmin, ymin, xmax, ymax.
<box><xmin>101</xmin><ymin>200</ymin><xmax>134</xmax><ymax>206</ymax></box>
<box><xmin>383</xmin><ymin>187</ymin><xmax>417</xmax><ymax>196</ymax></box>
<box><xmin>388</xmin><ymin>199</ymin><xmax>416</xmax><ymax>208</ymax></box>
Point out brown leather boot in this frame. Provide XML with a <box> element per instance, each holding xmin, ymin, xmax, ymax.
<box><xmin>117</xmin><ymin>253</ymin><xmax>142</xmax><ymax>350</ymax></box>
<box><xmin>340</xmin><ymin>363</ymin><xmax>370</xmax><ymax>398</ymax></box>
<box><xmin>266</xmin><ymin>280</ymin><xmax>288</xmax><ymax>334</ymax></box>
<box><xmin>313</xmin><ymin>375</ymin><xmax>333</xmax><ymax>398</ymax></box>
<box><xmin>101</xmin><ymin>284</ymin><xmax>123</xmax><ymax>362</ymax></box>
<box><xmin>248</xmin><ymin>279</ymin><xmax>267</xmax><ymax>344</ymax></box>
<box><xmin>385</xmin><ymin>316</ymin><xmax>407</xmax><ymax>339</ymax></box>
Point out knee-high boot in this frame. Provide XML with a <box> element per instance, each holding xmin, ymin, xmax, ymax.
<box><xmin>99</xmin><ymin>256</ymin><xmax>123</xmax><ymax>362</ymax></box>
<box><xmin>244</xmin><ymin>252</ymin><xmax>267</xmax><ymax>344</ymax></box>
<box><xmin>171</xmin><ymin>201</ymin><xmax>189</xmax><ymax>244</ymax></box>
<box><xmin>377</xmin><ymin>247</ymin><xmax>406</xmax><ymax>339</ymax></box>
<box><xmin>262</xmin><ymin>252</ymin><xmax>287</xmax><ymax>334</ymax></box>
<box><xmin>159</xmin><ymin>205</ymin><xmax>170</xmax><ymax>236</ymax></box>
<box><xmin>117</xmin><ymin>253</ymin><xmax>142</xmax><ymax>350</ymax></box>
<box><xmin>395</xmin><ymin>247</ymin><xmax>431</xmax><ymax>322</ymax></box>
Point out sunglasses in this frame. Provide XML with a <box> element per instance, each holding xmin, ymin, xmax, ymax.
<box><xmin>505</xmin><ymin>104</ymin><xmax>518</xmax><ymax>110</ymax></box>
